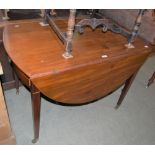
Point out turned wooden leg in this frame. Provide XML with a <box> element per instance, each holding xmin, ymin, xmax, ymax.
<box><xmin>62</xmin><ymin>9</ymin><xmax>76</xmax><ymax>59</ymax></box>
<box><xmin>13</xmin><ymin>71</ymin><xmax>20</xmax><ymax>94</ymax></box>
<box><xmin>125</xmin><ymin>9</ymin><xmax>146</xmax><ymax>48</ymax></box>
<box><xmin>42</xmin><ymin>9</ymin><xmax>51</xmax><ymax>25</ymax></box>
<box><xmin>1</xmin><ymin>9</ymin><xmax>9</xmax><ymax>20</ymax></box>
<box><xmin>31</xmin><ymin>83</ymin><xmax>41</xmax><ymax>143</ymax></box>
<box><xmin>147</xmin><ymin>71</ymin><xmax>155</xmax><ymax>87</ymax></box>
<box><xmin>115</xmin><ymin>71</ymin><xmax>138</xmax><ymax>109</ymax></box>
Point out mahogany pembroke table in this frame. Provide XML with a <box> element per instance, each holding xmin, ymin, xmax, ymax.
<box><xmin>3</xmin><ymin>10</ymin><xmax>151</xmax><ymax>143</ymax></box>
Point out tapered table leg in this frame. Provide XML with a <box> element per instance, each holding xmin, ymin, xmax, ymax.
<box><xmin>115</xmin><ymin>71</ymin><xmax>138</xmax><ymax>109</ymax></box>
<box><xmin>31</xmin><ymin>83</ymin><xmax>41</xmax><ymax>143</ymax></box>
<box><xmin>147</xmin><ymin>71</ymin><xmax>155</xmax><ymax>87</ymax></box>
<box><xmin>13</xmin><ymin>71</ymin><xmax>20</xmax><ymax>94</ymax></box>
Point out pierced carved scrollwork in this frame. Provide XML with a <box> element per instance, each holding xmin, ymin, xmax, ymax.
<box><xmin>107</xmin><ymin>23</ymin><xmax>130</xmax><ymax>38</ymax></box>
<box><xmin>75</xmin><ymin>18</ymin><xmax>108</xmax><ymax>33</ymax></box>
<box><xmin>75</xmin><ymin>18</ymin><xmax>130</xmax><ymax>38</ymax></box>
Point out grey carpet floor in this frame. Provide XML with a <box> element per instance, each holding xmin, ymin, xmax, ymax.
<box><xmin>4</xmin><ymin>54</ymin><xmax>155</xmax><ymax>145</ymax></box>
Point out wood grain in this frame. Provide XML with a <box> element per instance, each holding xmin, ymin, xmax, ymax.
<box><xmin>2</xmin><ymin>19</ymin><xmax>151</xmax><ymax>142</ymax></box>
<box><xmin>3</xmin><ymin>20</ymin><xmax>151</xmax><ymax>104</ymax></box>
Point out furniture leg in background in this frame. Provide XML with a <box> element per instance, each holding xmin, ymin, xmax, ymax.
<box><xmin>3</xmin><ymin>18</ymin><xmax>151</xmax><ymax>143</ymax></box>
<box><xmin>62</xmin><ymin>9</ymin><xmax>76</xmax><ymax>59</ymax></box>
<box><xmin>0</xmin><ymin>9</ymin><xmax>9</xmax><ymax>20</ymax></box>
<box><xmin>125</xmin><ymin>9</ymin><xmax>146</xmax><ymax>48</ymax></box>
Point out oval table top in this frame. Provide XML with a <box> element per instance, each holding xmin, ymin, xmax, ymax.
<box><xmin>3</xmin><ymin>19</ymin><xmax>151</xmax><ymax>104</ymax></box>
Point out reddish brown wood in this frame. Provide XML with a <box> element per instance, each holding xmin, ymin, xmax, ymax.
<box><xmin>147</xmin><ymin>71</ymin><xmax>155</xmax><ymax>87</ymax></box>
<box><xmin>115</xmin><ymin>71</ymin><xmax>138</xmax><ymax>109</ymax></box>
<box><xmin>31</xmin><ymin>83</ymin><xmax>41</xmax><ymax>143</ymax></box>
<box><xmin>12</xmin><ymin>63</ymin><xmax>30</xmax><ymax>87</ymax></box>
<box><xmin>3</xmin><ymin>20</ymin><xmax>151</xmax><ymax>142</ymax></box>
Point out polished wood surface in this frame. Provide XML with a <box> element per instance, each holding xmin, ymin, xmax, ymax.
<box><xmin>3</xmin><ymin>20</ymin><xmax>151</xmax><ymax>104</ymax></box>
<box><xmin>3</xmin><ymin>20</ymin><xmax>151</xmax><ymax>142</ymax></box>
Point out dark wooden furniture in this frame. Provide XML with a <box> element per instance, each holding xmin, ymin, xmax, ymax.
<box><xmin>0</xmin><ymin>63</ymin><xmax>16</xmax><ymax>144</ymax></box>
<box><xmin>3</xmin><ymin>18</ymin><xmax>151</xmax><ymax>143</ymax></box>
<box><xmin>148</xmin><ymin>71</ymin><xmax>155</xmax><ymax>87</ymax></box>
<box><xmin>100</xmin><ymin>9</ymin><xmax>155</xmax><ymax>45</ymax></box>
<box><xmin>43</xmin><ymin>9</ymin><xmax>146</xmax><ymax>58</ymax></box>
<box><xmin>0</xmin><ymin>28</ymin><xmax>16</xmax><ymax>90</ymax></box>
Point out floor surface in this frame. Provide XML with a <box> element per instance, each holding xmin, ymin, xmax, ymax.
<box><xmin>4</xmin><ymin>53</ymin><xmax>155</xmax><ymax>145</ymax></box>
